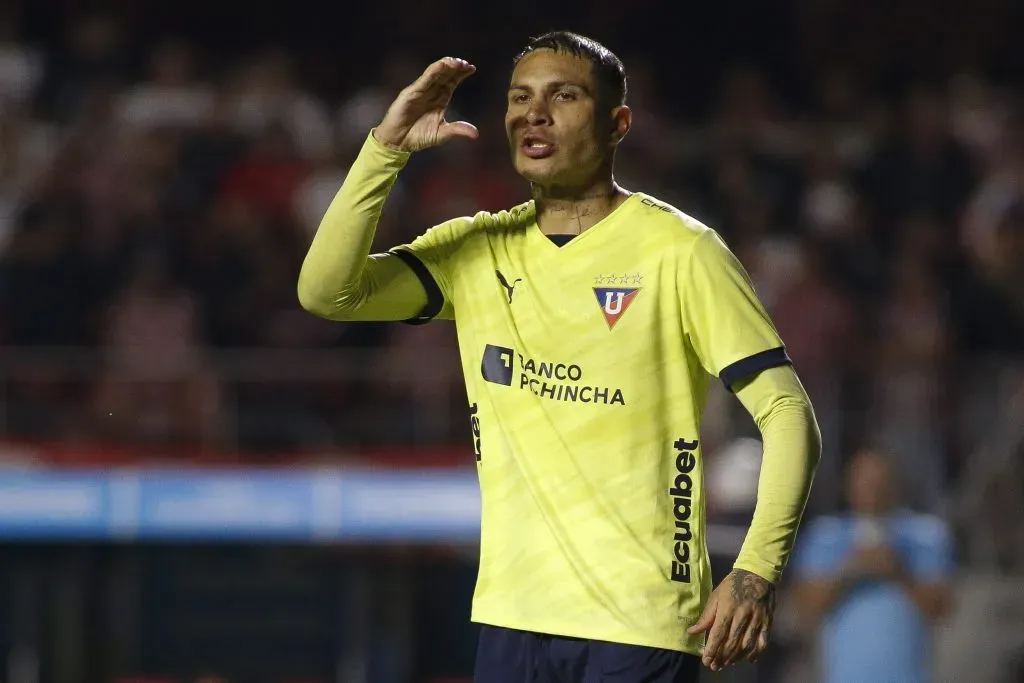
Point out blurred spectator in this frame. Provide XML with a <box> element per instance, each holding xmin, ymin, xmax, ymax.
<box><xmin>89</xmin><ymin>250</ymin><xmax>222</xmax><ymax>448</ymax></box>
<box><xmin>229</xmin><ymin>50</ymin><xmax>333</xmax><ymax>161</ymax></box>
<box><xmin>370</xmin><ymin>321</ymin><xmax>463</xmax><ymax>445</ymax></box>
<box><xmin>219</xmin><ymin>121</ymin><xmax>310</xmax><ymax>220</ymax></box>
<box><xmin>948</xmin><ymin>74</ymin><xmax>1006</xmax><ymax>169</ymax></box>
<box><xmin>791</xmin><ymin>449</ymin><xmax>955</xmax><ymax>683</ymax></box>
<box><xmin>0</xmin><ymin>160</ymin><xmax>89</xmax><ymax>345</ymax></box>
<box><xmin>292</xmin><ymin>139</ymin><xmax>352</xmax><ymax>239</ymax></box>
<box><xmin>858</xmin><ymin>87</ymin><xmax>976</xmax><ymax>249</ymax></box>
<box><xmin>35</xmin><ymin>13</ymin><xmax>127</xmax><ymax>122</ymax></box>
<box><xmin>872</xmin><ymin>218</ymin><xmax>953</xmax><ymax>513</ymax></box>
<box><xmin>755</xmin><ymin>237</ymin><xmax>855</xmax><ymax>512</ymax></box>
<box><xmin>960</xmin><ymin>117</ymin><xmax>1024</xmax><ymax>276</ymax></box>
<box><xmin>116</xmin><ymin>39</ymin><xmax>214</xmax><ymax>130</ymax></box>
<box><xmin>335</xmin><ymin>52</ymin><xmax>421</xmax><ymax>155</ymax></box>
<box><xmin>807</xmin><ymin>69</ymin><xmax>877</xmax><ymax>167</ymax></box>
<box><xmin>0</xmin><ymin>3</ymin><xmax>42</xmax><ymax>115</ymax></box>
<box><xmin>411</xmin><ymin>141</ymin><xmax>521</xmax><ymax>229</ymax></box>
<box><xmin>799</xmin><ymin>135</ymin><xmax>859</xmax><ymax>239</ymax></box>
<box><xmin>951</xmin><ymin>199</ymin><xmax>1024</xmax><ymax>356</ymax></box>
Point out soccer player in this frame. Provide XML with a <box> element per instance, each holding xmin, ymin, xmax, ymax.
<box><xmin>299</xmin><ymin>32</ymin><xmax>821</xmax><ymax>683</ymax></box>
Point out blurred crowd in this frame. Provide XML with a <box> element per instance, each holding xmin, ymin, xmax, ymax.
<box><xmin>0</xmin><ymin>4</ymin><xmax>1020</xmax><ymax>683</ymax></box>
<box><xmin>0</xmin><ymin>7</ymin><xmax>1021</xmax><ymax>516</ymax></box>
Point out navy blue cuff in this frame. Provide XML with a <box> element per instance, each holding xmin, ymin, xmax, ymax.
<box><xmin>720</xmin><ymin>347</ymin><xmax>792</xmax><ymax>392</ymax></box>
<box><xmin>390</xmin><ymin>249</ymin><xmax>444</xmax><ymax>325</ymax></box>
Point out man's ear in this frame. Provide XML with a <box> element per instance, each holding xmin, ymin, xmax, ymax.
<box><xmin>610</xmin><ymin>105</ymin><xmax>632</xmax><ymax>146</ymax></box>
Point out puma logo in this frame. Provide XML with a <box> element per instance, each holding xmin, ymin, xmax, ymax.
<box><xmin>496</xmin><ymin>270</ymin><xmax>522</xmax><ymax>304</ymax></box>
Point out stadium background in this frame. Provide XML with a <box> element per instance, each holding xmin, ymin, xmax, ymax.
<box><xmin>0</xmin><ymin>0</ymin><xmax>1021</xmax><ymax>681</ymax></box>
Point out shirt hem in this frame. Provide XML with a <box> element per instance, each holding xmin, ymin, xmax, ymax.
<box><xmin>469</xmin><ymin>614</ymin><xmax>705</xmax><ymax>657</ymax></box>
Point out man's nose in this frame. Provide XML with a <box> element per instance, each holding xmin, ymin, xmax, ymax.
<box><xmin>525</xmin><ymin>103</ymin><xmax>550</xmax><ymax>126</ymax></box>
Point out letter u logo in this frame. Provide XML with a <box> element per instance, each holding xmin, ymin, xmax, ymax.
<box><xmin>592</xmin><ymin>286</ymin><xmax>640</xmax><ymax>330</ymax></box>
<box><xmin>603</xmin><ymin>292</ymin><xmax>625</xmax><ymax>315</ymax></box>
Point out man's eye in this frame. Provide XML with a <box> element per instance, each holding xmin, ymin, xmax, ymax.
<box><xmin>555</xmin><ymin>91</ymin><xmax>576</xmax><ymax>101</ymax></box>
<box><xmin>511</xmin><ymin>94</ymin><xmax>529</xmax><ymax>104</ymax></box>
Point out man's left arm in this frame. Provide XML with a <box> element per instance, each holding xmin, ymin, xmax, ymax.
<box><xmin>689</xmin><ymin>366</ymin><xmax>821</xmax><ymax>669</ymax></box>
<box><xmin>678</xmin><ymin>228</ymin><xmax>821</xmax><ymax>670</ymax></box>
<box><xmin>732</xmin><ymin>365</ymin><xmax>822</xmax><ymax>585</ymax></box>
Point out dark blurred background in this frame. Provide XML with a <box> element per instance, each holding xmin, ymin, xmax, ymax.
<box><xmin>0</xmin><ymin>0</ymin><xmax>1021</xmax><ymax>682</ymax></box>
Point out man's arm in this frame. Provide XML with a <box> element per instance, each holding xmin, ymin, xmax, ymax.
<box><xmin>676</xmin><ymin>230</ymin><xmax>822</xmax><ymax>574</ymax></box>
<box><xmin>678</xmin><ymin>229</ymin><xmax>821</xmax><ymax>670</ymax></box>
<box><xmin>297</xmin><ymin>131</ymin><xmax>428</xmax><ymax>322</ymax></box>
<box><xmin>689</xmin><ymin>365</ymin><xmax>820</xmax><ymax>670</ymax></box>
<box><xmin>732</xmin><ymin>365</ymin><xmax>822</xmax><ymax>583</ymax></box>
<box><xmin>297</xmin><ymin>57</ymin><xmax>478</xmax><ymax>322</ymax></box>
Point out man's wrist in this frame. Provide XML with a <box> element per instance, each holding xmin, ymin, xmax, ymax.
<box><xmin>732</xmin><ymin>560</ymin><xmax>780</xmax><ymax>585</ymax></box>
<box><xmin>731</xmin><ymin>567</ymin><xmax>774</xmax><ymax>585</ymax></box>
<box><xmin>371</xmin><ymin>126</ymin><xmax>408</xmax><ymax>152</ymax></box>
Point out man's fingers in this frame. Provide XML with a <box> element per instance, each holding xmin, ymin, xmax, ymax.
<box><xmin>448</xmin><ymin>59</ymin><xmax>476</xmax><ymax>84</ymax></box>
<box><xmin>740</xmin><ymin>614</ymin><xmax>760</xmax><ymax>653</ymax></box>
<box><xmin>686</xmin><ymin>593</ymin><xmax>717</xmax><ymax>635</ymax></box>
<box><xmin>720</xmin><ymin>611</ymin><xmax>753</xmax><ymax>668</ymax></box>
<box><xmin>409</xmin><ymin>59</ymin><xmax>447</xmax><ymax>90</ymax></box>
<box><xmin>727</xmin><ymin>612</ymin><xmax>763</xmax><ymax>668</ymax></box>
<box><xmin>411</xmin><ymin>57</ymin><xmax>475</xmax><ymax>92</ymax></box>
<box><xmin>748</xmin><ymin>623</ymin><xmax>772</xmax><ymax>663</ymax></box>
<box><xmin>434</xmin><ymin>58</ymin><xmax>475</xmax><ymax>95</ymax></box>
<box><xmin>438</xmin><ymin>121</ymin><xmax>479</xmax><ymax>142</ymax></box>
<box><xmin>702</xmin><ymin>612</ymin><xmax>731</xmax><ymax>671</ymax></box>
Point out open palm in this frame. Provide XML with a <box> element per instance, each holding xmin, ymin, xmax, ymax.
<box><xmin>375</xmin><ymin>57</ymin><xmax>478</xmax><ymax>152</ymax></box>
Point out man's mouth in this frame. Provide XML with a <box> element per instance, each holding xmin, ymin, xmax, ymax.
<box><xmin>521</xmin><ymin>135</ymin><xmax>556</xmax><ymax>159</ymax></box>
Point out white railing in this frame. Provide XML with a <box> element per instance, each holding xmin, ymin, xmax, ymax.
<box><xmin>0</xmin><ymin>346</ymin><xmax>1020</xmax><ymax>566</ymax></box>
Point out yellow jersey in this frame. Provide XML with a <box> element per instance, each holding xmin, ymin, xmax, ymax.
<box><xmin>392</xmin><ymin>193</ymin><xmax>790</xmax><ymax>654</ymax></box>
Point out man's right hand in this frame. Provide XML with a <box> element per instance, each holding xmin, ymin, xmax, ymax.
<box><xmin>374</xmin><ymin>57</ymin><xmax>478</xmax><ymax>152</ymax></box>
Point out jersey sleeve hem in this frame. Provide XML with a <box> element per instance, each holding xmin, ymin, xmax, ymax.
<box><xmin>719</xmin><ymin>347</ymin><xmax>791</xmax><ymax>392</ymax></box>
<box><xmin>365</xmin><ymin>128</ymin><xmax>412</xmax><ymax>166</ymax></box>
<box><xmin>390</xmin><ymin>248</ymin><xmax>445</xmax><ymax>324</ymax></box>
<box><xmin>732</xmin><ymin>559</ymin><xmax>782</xmax><ymax>585</ymax></box>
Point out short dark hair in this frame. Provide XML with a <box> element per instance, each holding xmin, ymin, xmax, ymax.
<box><xmin>513</xmin><ymin>31</ymin><xmax>627</xmax><ymax>110</ymax></box>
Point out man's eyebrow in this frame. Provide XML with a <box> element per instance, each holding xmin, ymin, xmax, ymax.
<box><xmin>549</xmin><ymin>80</ymin><xmax>590</xmax><ymax>92</ymax></box>
<box><xmin>508</xmin><ymin>81</ymin><xmax>591</xmax><ymax>93</ymax></box>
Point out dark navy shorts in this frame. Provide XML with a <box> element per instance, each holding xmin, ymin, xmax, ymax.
<box><xmin>473</xmin><ymin>625</ymin><xmax>701</xmax><ymax>683</ymax></box>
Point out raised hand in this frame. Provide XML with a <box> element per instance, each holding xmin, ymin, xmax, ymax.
<box><xmin>374</xmin><ymin>57</ymin><xmax>478</xmax><ymax>152</ymax></box>
<box><xmin>687</xmin><ymin>568</ymin><xmax>777</xmax><ymax>671</ymax></box>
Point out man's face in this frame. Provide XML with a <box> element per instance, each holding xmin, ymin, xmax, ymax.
<box><xmin>505</xmin><ymin>49</ymin><xmax>609</xmax><ymax>187</ymax></box>
<box><xmin>846</xmin><ymin>450</ymin><xmax>894</xmax><ymax>516</ymax></box>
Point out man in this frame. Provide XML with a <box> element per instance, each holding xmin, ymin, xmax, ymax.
<box><xmin>791</xmin><ymin>449</ymin><xmax>954</xmax><ymax>683</ymax></box>
<box><xmin>299</xmin><ymin>32</ymin><xmax>821</xmax><ymax>683</ymax></box>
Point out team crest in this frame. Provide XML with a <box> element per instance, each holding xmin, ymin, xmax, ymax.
<box><xmin>593</xmin><ymin>287</ymin><xmax>640</xmax><ymax>329</ymax></box>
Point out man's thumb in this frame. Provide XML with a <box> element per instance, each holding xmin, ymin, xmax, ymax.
<box><xmin>687</xmin><ymin>595</ymin><xmax>717</xmax><ymax>635</ymax></box>
<box><xmin>439</xmin><ymin>121</ymin><xmax>479</xmax><ymax>142</ymax></box>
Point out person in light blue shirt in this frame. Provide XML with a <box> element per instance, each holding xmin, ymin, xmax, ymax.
<box><xmin>792</xmin><ymin>448</ymin><xmax>955</xmax><ymax>683</ymax></box>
